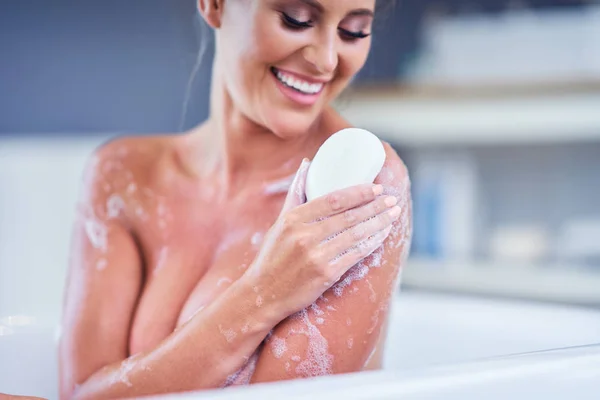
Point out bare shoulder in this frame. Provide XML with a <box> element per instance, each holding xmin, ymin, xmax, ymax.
<box><xmin>87</xmin><ymin>134</ymin><xmax>173</xmax><ymax>178</ymax></box>
<box><xmin>377</xmin><ymin>141</ymin><xmax>412</xmax><ymax>254</ymax></box>
<box><xmin>78</xmin><ymin>133</ymin><xmax>178</xmax><ymax>220</ymax></box>
<box><xmin>378</xmin><ymin>141</ymin><xmax>410</xmax><ymax>188</ymax></box>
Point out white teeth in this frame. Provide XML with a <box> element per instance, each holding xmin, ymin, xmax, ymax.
<box><xmin>274</xmin><ymin>68</ymin><xmax>323</xmax><ymax>94</ymax></box>
<box><xmin>293</xmin><ymin>81</ymin><xmax>304</xmax><ymax>91</ymax></box>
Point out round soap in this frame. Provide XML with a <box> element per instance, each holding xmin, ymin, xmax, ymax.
<box><xmin>306</xmin><ymin>128</ymin><xmax>386</xmax><ymax>202</ymax></box>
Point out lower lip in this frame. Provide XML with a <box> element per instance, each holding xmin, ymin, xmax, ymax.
<box><xmin>272</xmin><ymin>70</ymin><xmax>323</xmax><ymax>106</ymax></box>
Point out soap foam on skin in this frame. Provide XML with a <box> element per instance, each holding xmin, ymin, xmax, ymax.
<box><xmin>270</xmin><ymin>335</ymin><xmax>288</xmax><ymax>359</ymax></box>
<box><xmin>127</xmin><ymin>183</ymin><xmax>137</xmax><ymax>194</ymax></box>
<box><xmin>290</xmin><ymin>309</ymin><xmax>334</xmax><ymax>377</ymax></box>
<box><xmin>113</xmin><ymin>353</ymin><xmax>143</xmax><ymax>388</ymax></box>
<box><xmin>310</xmin><ymin>303</ymin><xmax>325</xmax><ymax>316</ymax></box>
<box><xmin>367</xmin><ymin>279</ymin><xmax>377</xmax><ymax>303</ymax></box>
<box><xmin>224</xmin><ymin>351</ymin><xmax>259</xmax><ymax>387</ymax></box>
<box><xmin>333</xmin><ymin>263</ymin><xmax>369</xmax><ymax>297</ymax></box>
<box><xmin>250</xmin><ymin>232</ymin><xmax>264</xmax><ymax>247</ymax></box>
<box><xmin>85</xmin><ymin>218</ymin><xmax>108</xmax><ymax>252</ymax></box>
<box><xmin>106</xmin><ymin>194</ymin><xmax>125</xmax><ymax>219</ymax></box>
<box><xmin>219</xmin><ymin>325</ymin><xmax>237</xmax><ymax>343</ymax></box>
<box><xmin>263</xmin><ymin>174</ymin><xmax>295</xmax><ymax>196</ymax></box>
<box><xmin>370</xmin><ymin>247</ymin><xmax>384</xmax><ymax>268</ymax></box>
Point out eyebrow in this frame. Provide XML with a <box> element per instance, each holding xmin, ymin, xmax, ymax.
<box><xmin>348</xmin><ymin>8</ymin><xmax>375</xmax><ymax>18</ymax></box>
<box><xmin>299</xmin><ymin>0</ymin><xmax>374</xmax><ymax>18</ymax></box>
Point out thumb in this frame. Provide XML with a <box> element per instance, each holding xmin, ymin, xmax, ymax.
<box><xmin>280</xmin><ymin>158</ymin><xmax>311</xmax><ymax>215</ymax></box>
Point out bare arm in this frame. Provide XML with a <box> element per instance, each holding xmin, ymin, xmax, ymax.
<box><xmin>251</xmin><ymin>144</ymin><xmax>412</xmax><ymax>381</ymax></box>
<box><xmin>59</xmin><ymin>144</ymin><xmax>282</xmax><ymax>399</ymax></box>
<box><xmin>60</xmin><ymin>137</ymin><xmax>404</xmax><ymax>399</ymax></box>
<box><xmin>60</xmin><ymin>145</ymin><xmax>393</xmax><ymax>399</ymax></box>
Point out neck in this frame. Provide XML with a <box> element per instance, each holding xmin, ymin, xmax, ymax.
<box><xmin>199</xmin><ymin>59</ymin><xmax>323</xmax><ymax>193</ymax></box>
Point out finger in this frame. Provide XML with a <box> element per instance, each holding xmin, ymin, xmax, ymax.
<box><xmin>322</xmin><ymin>205</ymin><xmax>400</xmax><ymax>259</ymax></box>
<box><xmin>328</xmin><ymin>226</ymin><xmax>392</xmax><ymax>276</ymax></box>
<box><xmin>315</xmin><ymin>195</ymin><xmax>398</xmax><ymax>241</ymax></box>
<box><xmin>279</xmin><ymin>158</ymin><xmax>311</xmax><ymax>216</ymax></box>
<box><xmin>295</xmin><ymin>183</ymin><xmax>384</xmax><ymax>222</ymax></box>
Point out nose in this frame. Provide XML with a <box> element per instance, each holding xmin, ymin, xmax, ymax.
<box><xmin>302</xmin><ymin>30</ymin><xmax>338</xmax><ymax>75</ymax></box>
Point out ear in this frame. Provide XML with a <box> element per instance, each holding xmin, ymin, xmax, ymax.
<box><xmin>197</xmin><ymin>0</ymin><xmax>225</xmax><ymax>29</ymax></box>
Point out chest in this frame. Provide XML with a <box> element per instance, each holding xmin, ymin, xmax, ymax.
<box><xmin>128</xmin><ymin>192</ymin><xmax>283</xmax><ymax>355</ymax></box>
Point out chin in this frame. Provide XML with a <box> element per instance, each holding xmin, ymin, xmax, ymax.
<box><xmin>264</xmin><ymin>109</ymin><xmax>322</xmax><ymax>140</ymax></box>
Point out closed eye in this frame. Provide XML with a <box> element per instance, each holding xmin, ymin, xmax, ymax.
<box><xmin>339</xmin><ymin>28</ymin><xmax>371</xmax><ymax>41</ymax></box>
<box><xmin>280</xmin><ymin>12</ymin><xmax>313</xmax><ymax>29</ymax></box>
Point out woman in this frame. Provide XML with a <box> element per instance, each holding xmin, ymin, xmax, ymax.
<box><xmin>59</xmin><ymin>0</ymin><xmax>411</xmax><ymax>398</ymax></box>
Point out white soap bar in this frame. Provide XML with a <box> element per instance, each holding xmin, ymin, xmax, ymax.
<box><xmin>306</xmin><ymin>128</ymin><xmax>386</xmax><ymax>202</ymax></box>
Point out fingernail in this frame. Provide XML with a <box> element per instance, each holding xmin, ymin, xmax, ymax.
<box><xmin>389</xmin><ymin>206</ymin><xmax>401</xmax><ymax>219</ymax></box>
<box><xmin>384</xmin><ymin>196</ymin><xmax>398</xmax><ymax>207</ymax></box>
<box><xmin>373</xmin><ymin>185</ymin><xmax>384</xmax><ymax>196</ymax></box>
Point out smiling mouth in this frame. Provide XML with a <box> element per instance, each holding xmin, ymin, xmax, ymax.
<box><xmin>270</xmin><ymin>67</ymin><xmax>324</xmax><ymax>95</ymax></box>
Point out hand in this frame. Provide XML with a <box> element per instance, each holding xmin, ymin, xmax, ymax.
<box><xmin>247</xmin><ymin>159</ymin><xmax>401</xmax><ymax>317</ymax></box>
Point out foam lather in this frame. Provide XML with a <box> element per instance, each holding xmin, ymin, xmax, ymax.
<box><xmin>306</xmin><ymin>128</ymin><xmax>386</xmax><ymax>202</ymax></box>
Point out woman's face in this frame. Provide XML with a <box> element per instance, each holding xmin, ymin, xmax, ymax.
<box><xmin>213</xmin><ymin>0</ymin><xmax>376</xmax><ymax>138</ymax></box>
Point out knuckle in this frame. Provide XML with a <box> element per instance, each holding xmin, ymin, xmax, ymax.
<box><xmin>306</xmin><ymin>250</ymin><xmax>323</xmax><ymax>269</ymax></box>
<box><xmin>360</xmin><ymin>186</ymin><xmax>373</xmax><ymax>202</ymax></box>
<box><xmin>283</xmin><ymin>212</ymin><xmax>301</xmax><ymax>230</ymax></box>
<box><xmin>372</xmin><ymin>199</ymin><xmax>384</xmax><ymax>214</ymax></box>
<box><xmin>343</xmin><ymin>210</ymin><xmax>356</xmax><ymax>224</ymax></box>
<box><xmin>327</xmin><ymin>193</ymin><xmax>343</xmax><ymax>211</ymax></box>
<box><xmin>350</xmin><ymin>226</ymin><xmax>366</xmax><ymax>241</ymax></box>
<box><xmin>379</xmin><ymin>212</ymin><xmax>392</xmax><ymax>226</ymax></box>
<box><xmin>296</xmin><ymin>234</ymin><xmax>312</xmax><ymax>252</ymax></box>
<box><xmin>352</xmin><ymin>242</ymin><xmax>366</xmax><ymax>255</ymax></box>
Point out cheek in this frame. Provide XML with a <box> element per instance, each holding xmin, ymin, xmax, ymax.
<box><xmin>225</xmin><ymin>18</ymin><xmax>292</xmax><ymax>89</ymax></box>
<box><xmin>340</xmin><ymin>39</ymin><xmax>372</xmax><ymax>79</ymax></box>
<box><xmin>252</xmin><ymin>18</ymin><xmax>303</xmax><ymax>67</ymax></box>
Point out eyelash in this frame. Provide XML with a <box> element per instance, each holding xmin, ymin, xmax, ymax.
<box><xmin>281</xmin><ymin>12</ymin><xmax>313</xmax><ymax>29</ymax></box>
<box><xmin>280</xmin><ymin>12</ymin><xmax>371</xmax><ymax>41</ymax></box>
<box><xmin>339</xmin><ymin>29</ymin><xmax>370</xmax><ymax>40</ymax></box>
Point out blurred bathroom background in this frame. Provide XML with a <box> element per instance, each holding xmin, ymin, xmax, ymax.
<box><xmin>1</xmin><ymin>0</ymin><xmax>600</xmax><ymax>340</ymax></box>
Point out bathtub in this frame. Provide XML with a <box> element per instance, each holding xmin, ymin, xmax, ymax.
<box><xmin>158</xmin><ymin>344</ymin><xmax>600</xmax><ymax>400</ymax></box>
<box><xmin>2</xmin><ymin>291</ymin><xmax>600</xmax><ymax>399</ymax></box>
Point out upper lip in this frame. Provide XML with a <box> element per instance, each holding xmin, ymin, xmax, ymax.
<box><xmin>272</xmin><ymin>67</ymin><xmax>330</xmax><ymax>84</ymax></box>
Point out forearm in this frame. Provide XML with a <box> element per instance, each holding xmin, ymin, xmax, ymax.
<box><xmin>71</xmin><ymin>276</ymin><xmax>282</xmax><ymax>400</ymax></box>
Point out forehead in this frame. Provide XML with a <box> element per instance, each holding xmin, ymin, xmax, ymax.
<box><xmin>266</xmin><ymin>0</ymin><xmax>377</xmax><ymax>13</ymax></box>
